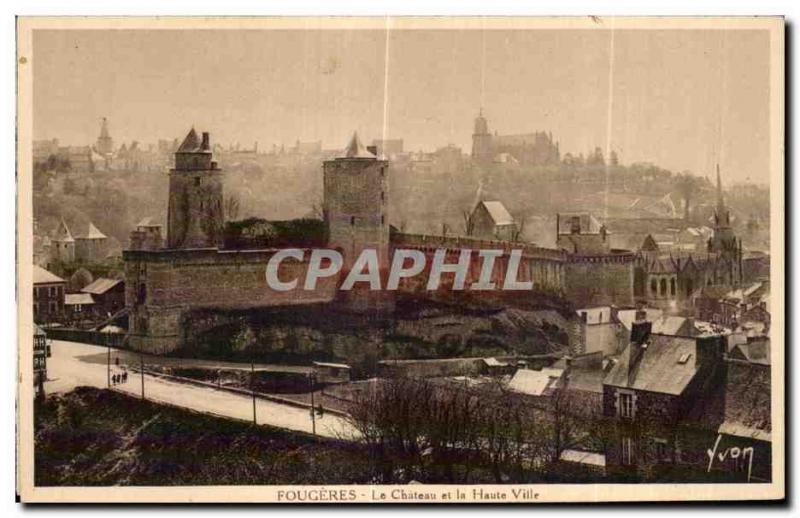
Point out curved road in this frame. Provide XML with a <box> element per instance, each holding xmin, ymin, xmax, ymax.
<box><xmin>43</xmin><ymin>340</ymin><xmax>356</xmax><ymax>440</ymax></box>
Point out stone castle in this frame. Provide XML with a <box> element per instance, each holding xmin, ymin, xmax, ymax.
<box><xmin>123</xmin><ymin>128</ymin><xmax>653</xmax><ymax>354</ymax></box>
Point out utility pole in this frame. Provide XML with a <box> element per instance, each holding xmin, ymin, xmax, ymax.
<box><xmin>140</xmin><ymin>352</ymin><xmax>145</xmax><ymax>400</ymax></box>
<box><xmin>106</xmin><ymin>333</ymin><xmax>111</xmax><ymax>388</ymax></box>
<box><xmin>251</xmin><ymin>360</ymin><xmax>257</xmax><ymax>426</ymax></box>
<box><xmin>309</xmin><ymin>374</ymin><xmax>316</xmax><ymax>436</ymax></box>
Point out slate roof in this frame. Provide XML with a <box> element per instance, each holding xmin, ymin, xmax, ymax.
<box><xmin>604</xmin><ymin>334</ymin><xmax>698</xmax><ymax>395</ymax></box>
<box><xmin>53</xmin><ymin>218</ymin><xmax>74</xmax><ymax>243</ymax></box>
<box><xmin>479</xmin><ymin>201</ymin><xmax>515</xmax><ymax>226</ymax></box>
<box><xmin>684</xmin><ymin>360</ymin><xmax>771</xmax><ymax>441</ymax></box>
<box><xmin>33</xmin><ymin>265</ymin><xmax>65</xmax><ymax>285</ymax></box>
<box><xmin>79</xmin><ymin>222</ymin><xmax>107</xmax><ymax>240</ymax></box>
<box><xmin>177</xmin><ymin>127</ymin><xmax>201</xmax><ymax>153</ymax></box>
<box><xmin>508</xmin><ymin>367</ymin><xmax>564</xmax><ymax>396</ymax></box>
<box><xmin>65</xmin><ymin>293</ymin><xmax>95</xmax><ymax>306</ymax></box>
<box><xmin>82</xmin><ymin>277</ymin><xmax>123</xmax><ymax>295</ymax></box>
<box><xmin>339</xmin><ymin>132</ymin><xmax>375</xmax><ymax>159</ymax></box>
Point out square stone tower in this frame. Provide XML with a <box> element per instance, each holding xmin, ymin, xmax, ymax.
<box><xmin>167</xmin><ymin>128</ymin><xmax>224</xmax><ymax>249</ymax></box>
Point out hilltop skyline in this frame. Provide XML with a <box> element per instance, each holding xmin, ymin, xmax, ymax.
<box><xmin>34</xmin><ymin>28</ymin><xmax>770</xmax><ymax>184</ymax></box>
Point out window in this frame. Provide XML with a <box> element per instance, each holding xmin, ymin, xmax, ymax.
<box><xmin>653</xmin><ymin>438</ymin><xmax>669</xmax><ymax>462</ymax></box>
<box><xmin>381</xmin><ymin>215</ymin><xmax>385</xmax><ymax>225</ymax></box>
<box><xmin>350</xmin><ymin>216</ymin><xmax>356</xmax><ymax>226</ymax></box>
<box><xmin>670</xmin><ymin>278</ymin><xmax>676</xmax><ymax>297</ymax></box>
<box><xmin>618</xmin><ymin>391</ymin><xmax>635</xmax><ymax>419</ymax></box>
<box><xmin>621</xmin><ymin>437</ymin><xmax>634</xmax><ymax>466</ymax></box>
<box><xmin>659</xmin><ymin>278</ymin><xmax>667</xmax><ymax>298</ymax></box>
<box><xmin>34</xmin><ymin>287</ymin><xmax>39</xmax><ymax>300</ymax></box>
<box><xmin>650</xmin><ymin>278</ymin><xmax>657</xmax><ymax>295</ymax></box>
<box><xmin>49</xmin><ymin>301</ymin><xmax>56</xmax><ymax>313</ymax></box>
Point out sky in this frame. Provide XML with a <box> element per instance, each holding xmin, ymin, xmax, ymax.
<box><xmin>33</xmin><ymin>28</ymin><xmax>771</xmax><ymax>184</ymax></box>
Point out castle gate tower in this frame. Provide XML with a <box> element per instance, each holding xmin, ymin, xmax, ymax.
<box><xmin>323</xmin><ymin>132</ymin><xmax>391</xmax><ymax>313</ymax></box>
<box><xmin>167</xmin><ymin>128</ymin><xmax>224</xmax><ymax>249</ymax></box>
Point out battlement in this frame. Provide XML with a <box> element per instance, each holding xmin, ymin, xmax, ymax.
<box><xmin>391</xmin><ymin>232</ymin><xmax>567</xmax><ymax>262</ymax></box>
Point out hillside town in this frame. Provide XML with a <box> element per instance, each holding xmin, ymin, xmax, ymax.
<box><xmin>30</xmin><ymin>109</ymin><xmax>772</xmax><ymax>485</ymax></box>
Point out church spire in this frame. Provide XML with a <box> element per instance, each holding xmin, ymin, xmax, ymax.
<box><xmin>715</xmin><ymin>163</ymin><xmax>725</xmax><ymax>214</ymax></box>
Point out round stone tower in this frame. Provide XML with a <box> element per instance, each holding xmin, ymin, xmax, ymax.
<box><xmin>323</xmin><ymin>132</ymin><xmax>392</xmax><ymax>313</ymax></box>
<box><xmin>167</xmin><ymin>128</ymin><xmax>224</xmax><ymax>249</ymax></box>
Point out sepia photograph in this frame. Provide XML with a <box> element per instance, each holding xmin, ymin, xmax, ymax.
<box><xmin>15</xmin><ymin>15</ymin><xmax>784</xmax><ymax>503</ymax></box>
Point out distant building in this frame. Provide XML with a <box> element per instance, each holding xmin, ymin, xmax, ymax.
<box><xmin>556</xmin><ymin>212</ymin><xmax>610</xmax><ymax>255</ymax></box>
<box><xmin>471</xmin><ymin>110</ymin><xmax>560</xmax><ymax>167</ymax></box>
<box><xmin>51</xmin><ymin>219</ymin><xmax>75</xmax><ymax>263</ymax></box>
<box><xmin>94</xmin><ymin>117</ymin><xmax>114</xmax><ymax>157</ymax></box>
<box><xmin>371</xmin><ymin>138</ymin><xmax>404</xmax><ymax>158</ymax></box>
<box><xmin>74</xmin><ymin>222</ymin><xmax>108</xmax><ymax>262</ymax></box>
<box><xmin>470</xmin><ymin>200</ymin><xmax>517</xmax><ymax>241</ymax></box>
<box><xmin>33</xmin><ymin>265</ymin><xmax>66</xmax><ymax>324</ymax></box>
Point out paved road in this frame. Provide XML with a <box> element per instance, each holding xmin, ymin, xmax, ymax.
<box><xmin>43</xmin><ymin>340</ymin><xmax>356</xmax><ymax>440</ymax></box>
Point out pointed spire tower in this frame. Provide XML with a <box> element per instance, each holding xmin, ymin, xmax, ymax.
<box><xmin>709</xmin><ymin>163</ymin><xmax>738</xmax><ymax>258</ymax></box>
<box><xmin>95</xmin><ymin>117</ymin><xmax>114</xmax><ymax>156</ymax></box>
<box><xmin>52</xmin><ymin>218</ymin><xmax>75</xmax><ymax>263</ymax></box>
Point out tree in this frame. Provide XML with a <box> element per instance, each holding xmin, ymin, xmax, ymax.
<box><xmin>675</xmin><ymin>172</ymin><xmax>699</xmax><ymax>221</ymax></box>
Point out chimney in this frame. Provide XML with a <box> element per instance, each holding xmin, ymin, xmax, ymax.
<box><xmin>201</xmin><ymin>132</ymin><xmax>210</xmax><ymax>151</ymax></box>
<box><xmin>696</xmin><ymin>335</ymin><xmax>724</xmax><ymax>368</ymax></box>
<box><xmin>685</xmin><ymin>316</ymin><xmax>696</xmax><ymax>337</ymax></box>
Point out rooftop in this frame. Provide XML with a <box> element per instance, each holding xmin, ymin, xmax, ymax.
<box><xmin>338</xmin><ymin>132</ymin><xmax>375</xmax><ymax>159</ymax></box>
<box><xmin>604</xmin><ymin>334</ymin><xmax>699</xmax><ymax>395</ymax></box>
<box><xmin>65</xmin><ymin>293</ymin><xmax>95</xmax><ymax>306</ymax></box>
<box><xmin>82</xmin><ymin>277</ymin><xmax>123</xmax><ymax>295</ymax></box>
<box><xmin>33</xmin><ymin>265</ymin><xmax>65</xmax><ymax>285</ymax></box>
<box><xmin>507</xmin><ymin>367</ymin><xmax>565</xmax><ymax>397</ymax></box>
<box><xmin>479</xmin><ymin>201</ymin><xmax>515</xmax><ymax>226</ymax></box>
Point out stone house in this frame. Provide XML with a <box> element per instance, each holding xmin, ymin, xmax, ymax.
<box><xmin>33</xmin><ymin>265</ymin><xmax>66</xmax><ymax>324</ymax></box>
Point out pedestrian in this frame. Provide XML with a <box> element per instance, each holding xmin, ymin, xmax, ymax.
<box><xmin>115</xmin><ymin>357</ymin><xmax>120</xmax><ymax>366</ymax></box>
<box><xmin>111</xmin><ymin>374</ymin><xmax>116</xmax><ymax>385</ymax></box>
<box><xmin>123</xmin><ymin>371</ymin><xmax>128</xmax><ymax>384</ymax></box>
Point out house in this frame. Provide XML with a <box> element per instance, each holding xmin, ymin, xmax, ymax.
<box><xmin>33</xmin><ymin>265</ymin><xmax>66</xmax><ymax>324</ymax></box>
<box><xmin>575</xmin><ymin>306</ymin><xmax>626</xmax><ymax>356</ymax></box>
<box><xmin>470</xmin><ymin>200</ymin><xmax>518</xmax><ymax>241</ymax></box>
<box><xmin>678</xmin><ymin>360</ymin><xmax>771</xmax><ymax>482</ymax></box>
<box><xmin>602</xmin><ymin>314</ymin><xmax>727</xmax><ymax>479</ymax></box>
<box><xmin>81</xmin><ymin>277</ymin><xmax>125</xmax><ymax>318</ymax></box>
<box><xmin>64</xmin><ymin>292</ymin><xmax>96</xmax><ymax>323</ymax></box>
